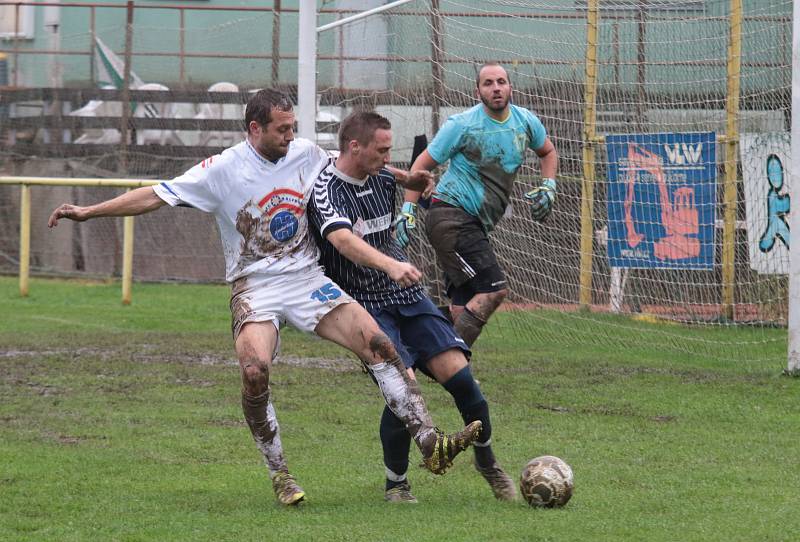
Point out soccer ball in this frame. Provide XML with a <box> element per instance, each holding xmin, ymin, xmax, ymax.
<box><xmin>520</xmin><ymin>455</ymin><xmax>574</xmax><ymax>508</ymax></box>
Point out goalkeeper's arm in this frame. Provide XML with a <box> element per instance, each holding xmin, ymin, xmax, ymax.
<box><xmin>524</xmin><ymin>138</ymin><xmax>560</xmax><ymax>222</ymax></box>
<box><xmin>535</xmin><ymin>137</ymin><xmax>558</xmax><ymax>180</ymax></box>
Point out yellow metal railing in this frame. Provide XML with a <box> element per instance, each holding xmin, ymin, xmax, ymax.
<box><xmin>0</xmin><ymin>176</ymin><xmax>161</xmax><ymax>304</ymax></box>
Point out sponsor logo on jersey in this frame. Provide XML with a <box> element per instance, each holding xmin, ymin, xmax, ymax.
<box><xmin>258</xmin><ymin>188</ymin><xmax>305</xmax><ymax>243</ymax></box>
<box><xmin>352</xmin><ymin>213</ymin><xmax>392</xmax><ymax>238</ymax></box>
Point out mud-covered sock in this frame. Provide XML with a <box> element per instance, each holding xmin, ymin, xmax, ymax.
<box><xmin>241</xmin><ymin>388</ymin><xmax>288</xmax><ymax>475</ymax></box>
<box><xmin>453</xmin><ymin>307</ymin><xmax>487</xmax><ymax>347</ymax></box>
<box><xmin>368</xmin><ymin>357</ymin><xmax>437</xmax><ymax>455</ymax></box>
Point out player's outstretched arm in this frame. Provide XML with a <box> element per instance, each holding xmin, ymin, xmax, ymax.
<box><xmin>326</xmin><ymin>228</ymin><xmax>421</xmax><ymax>288</ymax></box>
<box><xmin>48</xmin><ymin>186</ymin><xmax>167</xmax><ymax>227</ymax></box>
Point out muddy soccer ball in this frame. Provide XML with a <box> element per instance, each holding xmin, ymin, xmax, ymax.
<box><xmin>520</xmin><ymin>455</ymin><xmax>574</xmax><ymax>508</ymax></box>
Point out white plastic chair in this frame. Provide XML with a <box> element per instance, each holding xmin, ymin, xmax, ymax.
<box><xmin>70</xmin><ymin>84</ymin><xmax>122</xmax><ymax>144</ymax></box>
<box><xmin>195</xmin><ymin>82</ymin><xmax>244</xmax><ymax>147</ymax></box>
<box><xmin>134</xmin><ymin>83</ymin><xmax>183</xmax><ymax>145</ymax></box>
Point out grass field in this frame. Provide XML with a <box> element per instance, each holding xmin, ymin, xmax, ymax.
<box><xmin>1</xmin><ymin>276</ymin><xmax>799</xmax><ymax>541</ymax></box>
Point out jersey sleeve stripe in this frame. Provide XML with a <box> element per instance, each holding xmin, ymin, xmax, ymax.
<box><xmin>320</xmin><ymin>219</ymin><xmax>352</xmax><ymax>237</ymax></box>
<box><xmin>159</xmin><ymin>181</ymin><xmax>179</xmax><ymax>198</ymax></box>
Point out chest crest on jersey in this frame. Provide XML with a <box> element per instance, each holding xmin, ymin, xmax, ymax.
<box><xmin>514</xmin><ymin>132</ymin><xmax>528</xmax><ymax>156</ymax></box>
<box><xmin>258</xmin><ymin>188</ymin><xmax>305</xmax><ymax>242</ymax></box>
<box><xmin>235</xmin><ymin>188</ymin><xmax>306</xmax><ymax>255</ymax></box>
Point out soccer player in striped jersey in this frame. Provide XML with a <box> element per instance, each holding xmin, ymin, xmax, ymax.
<box><xmin>399</xmin><ymin>62</ymin><xmax>560</xmax><ymax>349</ymax></box>
<box><xmin>309</xmin><ymin>111</ymin><xmax>517</xmax><ymax>503</ymax></box>
<box><xmin>47</xmin><ymin>89</ymin><xmax>481</xmax><ymax>506</ymax></box>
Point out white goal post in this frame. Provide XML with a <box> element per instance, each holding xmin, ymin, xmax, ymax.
<box><xmin>297</xmin><ymin>0</ymin><xmax>416</xmax><ymax>141</ymax></box>
<box><xmin>787</xmin><ymin>2</ymin><xmax>800</xmax><ymax>374</ymax></box>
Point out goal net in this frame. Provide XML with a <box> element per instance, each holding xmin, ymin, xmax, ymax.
<box><xmin>316</xmin><ymin>0</ymin><xmax>792</xmax><ymax>364</ymax></box>
<box><xmin>0</xmin><ymin>0</ymin><xmax>792</xmax><ymax>365</ymax></box>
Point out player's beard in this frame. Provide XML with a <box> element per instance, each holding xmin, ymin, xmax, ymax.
<box><xmin>259</xmin><ymin>142</ymin><xmax>290</xmax><ymax>162</ymax></box>
<box><xmin>480</xmin><ymin>93</ymin><xmax>509</xmax><ymax>112</ymax></box>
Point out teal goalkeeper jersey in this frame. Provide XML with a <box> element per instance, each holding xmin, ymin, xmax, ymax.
<box><xmin>427</xmin><ymin>103</ymin><xmax>547</xmax><ymax>231</ymax></box>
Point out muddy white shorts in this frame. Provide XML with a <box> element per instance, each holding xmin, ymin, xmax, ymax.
<box><xmin>229</xmin><ymin>266</ymin><xmax>354</xmax><ymax>341</ymax></box>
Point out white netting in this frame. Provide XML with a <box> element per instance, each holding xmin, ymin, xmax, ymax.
<box><xmin>317</xmin><ymin>0</ymin><xmax>791</xmax><ymax>364</ymax></box>
<box><xmin>0</xmin><ymin>0</ymin><xmax>792</xmax><ymax>364</ymax></box>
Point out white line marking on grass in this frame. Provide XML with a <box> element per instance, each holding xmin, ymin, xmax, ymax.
<box><xmin>25</xmin><ymin>315</ymin><xmax>130</xmax><ymax>332</ymax></box>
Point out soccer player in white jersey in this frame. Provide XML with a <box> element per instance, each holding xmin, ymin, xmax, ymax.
<box><xmin>309</xmin><ymin>111</ymin><xmax>517</xmax><ymax>503</ymax></box>
<box><xmin>48</xmin><ymin>89</ymin><xmax>481</xmax><ymax>506</ymax></box>
<box><xmin>398</xmin><ymin>62</ymin><xmax>560</xmax><ymax>349</ymax></box>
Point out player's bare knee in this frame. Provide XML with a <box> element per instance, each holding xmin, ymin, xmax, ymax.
<box><xmin>240</xmin><ymin>360</ymin><xmax>270</xmax><ymax>395</ymax></box>
<box><xmin>490</xmin><ymin>288</ymin><xmax>509</xmax><ymax>304</ymax></box>
<box><xmin>367</xmin><ymin>332</ymin><xmax>398</xmax><ymax>363</ymax></box>
<box><xmin>428</xmin><ymin>348</ymin><xmax>468</xmax><ymax>382</ymax></box>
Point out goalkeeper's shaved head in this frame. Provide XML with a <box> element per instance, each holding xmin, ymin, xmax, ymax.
<box><xmin>245</xmin><ymin>88</ymin><xmax>293</xmax><ymax>132</ymax></box>
<box><xmin>476</xmin><ymin>62</ymin><xmax>510</xmax><ymax>87</ymax></box>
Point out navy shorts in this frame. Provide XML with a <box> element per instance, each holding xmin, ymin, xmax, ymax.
<box><xmin>368</xmin><ymin>297</ymin><xmax>470</xmax><ymax>370</ymax></box>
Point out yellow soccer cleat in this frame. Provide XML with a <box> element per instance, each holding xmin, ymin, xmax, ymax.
<box><xmin>271</xmin><ymin>471</ymin><xmax>306</xmax><ymax>506</ymax></box>
<box><xmin>422</xmin><ymin>420</ymin><xmax>482</xmax><ymax>475</ymax></box>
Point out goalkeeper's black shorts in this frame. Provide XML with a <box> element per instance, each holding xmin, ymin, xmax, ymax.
<box><xmin>426</xmin><ymin>201</ymin><xmax>507</xmax><ymax>304</ymax></box>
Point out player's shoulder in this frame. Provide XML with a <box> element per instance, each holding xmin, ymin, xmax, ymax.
<box><xmin>373</xmin><ymin>167</ymin><xmax>397</xmax><ymax>189</ymax></box>
<box><xmin>191</xmin><ymin>142</ymin><xmax>242</xmax><ymax>174</ymax></box>
<box><xmin>312</xmin><ymin>162</ymin><xmax>341</xmax><ymax>198</ymax></box>
<box><xmin>289</xmin><ymin>137</ymin><xmax>327</xmax><ymax>159</ymax></box>
<box><xmin>510</xmin><ymin>104</ymin><xmax>542</xmax><ymax>124</ymax></box>
<box><xmin>289</xmin><ymin>137</ymin><xmax>315</xmax><ymax>152</ymax></box>
<box><xmin>447</xmin><ymin>104</ymin><xmax>484</xmax><ymax>126</ymax></box>
<box><xmin>314</xmin><ymin>161</ymin><xmax>337</xmax><ymax>185</ymax></box>
<box><xmin>377</xmin><ymin>167</ymin><xmax>395</xmax><ymax>182</ymax></box>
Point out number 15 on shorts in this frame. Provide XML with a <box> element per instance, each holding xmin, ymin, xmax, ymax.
<box><xmin>310</xmin><ymin>282</ymin><xmax>342</xmax><ymax>303</ymax></box>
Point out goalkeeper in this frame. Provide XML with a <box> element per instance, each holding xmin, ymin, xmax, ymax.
<box><xmin>398</xmin><ymin>62</ymin><xmax>559</xmax><ymax>349</ymax></box>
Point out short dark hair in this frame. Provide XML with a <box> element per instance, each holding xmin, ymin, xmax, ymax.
<box><xmin>338</xmin><ymin>111</ymin><xmax>392</xmax><ymax>152</ymax></box>
<box><xmin>475</xmin><ymin>61</ymin><xmax>510</xmax><ymax>87</ymax></box>
<box><xmin>245</xmin><ymin>89</ymin><xmax>293</xmax><ymax>132</ymax></box>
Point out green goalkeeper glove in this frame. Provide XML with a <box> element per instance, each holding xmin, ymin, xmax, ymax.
<box><xmin>394</xmin><ymin>202</ymin><xmax>417</xmax><ymax>248</ymax></box>
<box><xmin>524</xmin><ymin>178</ymin><xmax>557</xmax><ymax>222</ymax></box>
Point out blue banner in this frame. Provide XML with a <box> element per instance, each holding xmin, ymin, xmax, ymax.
<box><xmin>605</xmin><ymin>132</ymin><xmax>716</xmax><ymax>269</ymax></box>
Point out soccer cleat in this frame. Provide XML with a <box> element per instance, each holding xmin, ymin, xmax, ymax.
<box><xmin>422</xmin><ymin>420</ymin><xmax>483</xmax><ymax>475</ymax></box>
<box><xmin>475</xmin><ymin>460</ymin><xmax>518</xmax><ymax>501</ymax></box>
<box><xmin>384</xmin><ymin>481</ymin><xmax>418</xmax><ymax>503</ymax></box>
<box><xmin>271</xmin><ymin>471</ymin><xmax>305</xmax><ymax>506</ymax></box>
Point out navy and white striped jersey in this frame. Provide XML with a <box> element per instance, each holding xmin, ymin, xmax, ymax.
<box><xmin>308</xmin><ymin>163</ymin><xmax>426</xmax><ymax>312</ymax></box>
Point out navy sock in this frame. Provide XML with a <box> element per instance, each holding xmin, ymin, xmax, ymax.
<box><xmin>442</xmin><ymin>365</ymin><xmax>496</xmax><ymax>466</ymax></box>
<box><xmin>380</xmin><ymin>404</ymin><xmax>411</xmax><ymax>489</ymax></box>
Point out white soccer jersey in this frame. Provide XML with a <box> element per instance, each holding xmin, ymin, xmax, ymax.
<box><xmin>153</xmin><ymin>138</ymin><xmax>330</xmax><ymax>282</ymax></box>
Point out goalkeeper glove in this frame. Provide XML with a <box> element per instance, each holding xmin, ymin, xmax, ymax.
<box><xmin>524</xmin><ymin>178</ymin><xmax>557</xmax><ymax>222</ymax></box>
<box><xmin>394</xmin><ymin>202</ymin><xmax>417</xmax><ymax>248</ymax></box>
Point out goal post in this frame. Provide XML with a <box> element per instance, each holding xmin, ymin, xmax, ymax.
<box><xmin>297</xmin><ymin>0</ymin><xmax>317</xmax><ymax>141</ymax></box>
<box><xmin>787</xmin><ymin>1</ymin><xmax>800</xmax><ymax>375</ymax></box>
